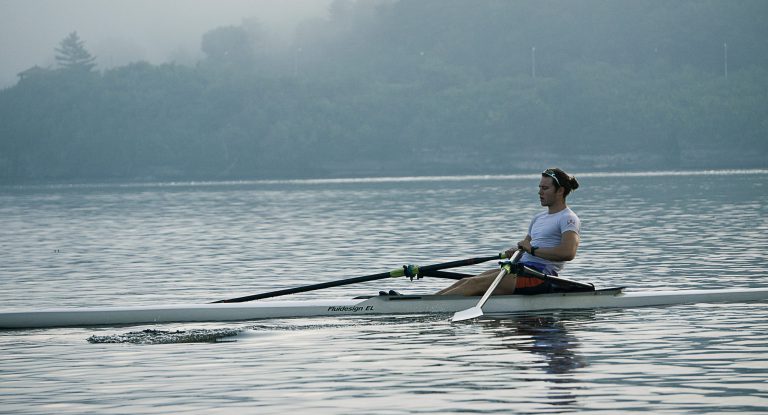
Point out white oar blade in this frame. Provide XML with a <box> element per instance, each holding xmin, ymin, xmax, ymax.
<box><xmin>451</xmin><ymin>306</ymin><xmax>483</xmax><ymax>322</ymax></box>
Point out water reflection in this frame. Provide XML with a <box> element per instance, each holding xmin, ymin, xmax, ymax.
<box><xmin>478</xmin><ymin>311</ymin><xmax>594</xmax><ymax>406</ymax></box>
<box><xmin>348</xmin><ymin>311</ymin><xmax>594</xmax><ymax>407</ymax></box>
<box><xmin>483</xmin><ymin>312</ymin><xmax>589</xmax><ymax>374</ymax></box>
<box><xmin>2</xmin><ymin>173</ymin><xmax>767</xmax><ymax>414</ymax></box>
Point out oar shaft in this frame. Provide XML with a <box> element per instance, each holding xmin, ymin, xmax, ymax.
<box><xmin>517</xmin><ymin>265</ymin><xmax>594</xmax><ymax>291</ymax></box>
<box><xmin>474</xmin><ymin>251</ymin><xmax>521</xmax><ymax>309</ymax></box>
<box><xmin>214</xmin><ymin>253</ymin><xmax>504</xmax><ymax>303</ymax></box>
<box><xmin>419</xmin><ymin>270</ymin><xmax>474</xmax><ymax>280</ymax></box>
<box><xmin>451</xmin><ymin>250</ymin><xmax>523</xmax><ymax>322</ymax></box>
<box><xmin>419</xmin><ymin>255</ymin><xmax>502</xmax><ymax>273</ymax></box>
<box><xmin>213</xmin><ymin>269</ymin><xmax>404</xmax><ymax>303</ymax></box>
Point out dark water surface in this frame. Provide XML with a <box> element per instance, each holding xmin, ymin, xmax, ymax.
<box><xmin>1</xmin><ymin>171</ymin><xmax>767</xmax><ymax>414</ymax></box>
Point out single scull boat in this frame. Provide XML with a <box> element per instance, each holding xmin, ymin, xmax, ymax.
<box><xmin>2</xmin><ymin>287</ymin><xmax>767</xmax><ymax>329</ymax></box>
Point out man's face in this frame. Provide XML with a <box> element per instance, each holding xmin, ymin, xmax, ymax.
<box><xmin>538</xmin><ymin>176</ymin><xmax>563</xmax><ymax>207</ymax></box>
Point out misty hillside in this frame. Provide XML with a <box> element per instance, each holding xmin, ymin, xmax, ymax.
<box><xmin>1</xmin><ymin>0</ymin><xmax>766</xmax><ymax>183</ymax></box>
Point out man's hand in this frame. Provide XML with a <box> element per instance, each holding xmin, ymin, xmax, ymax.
<box><xmin>516</xmin><ymin>239</ymin><xmax>532</xmax><ymax>254</ymax></box>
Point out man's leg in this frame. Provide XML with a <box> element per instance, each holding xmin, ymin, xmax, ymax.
<box><xmin>435</xmin><ymin>268</ymin><xmax>517</xmax><ymax>296</ymax></box>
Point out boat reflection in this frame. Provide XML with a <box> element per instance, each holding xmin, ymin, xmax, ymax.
<box><xmin>481</xmin><ymin>311</ymin><xmax>591</xmax><ymax>375</ymax></box>
<box><xmin>478</xmin><ymin>310</ymin><xmax>595</xmax><ymax>406</ymax></box>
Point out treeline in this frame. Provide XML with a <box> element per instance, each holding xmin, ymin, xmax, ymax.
<box><xmin>1</xmin><ymin>0</ymin><xmax>766</xmax><ymax>182</ymax></box>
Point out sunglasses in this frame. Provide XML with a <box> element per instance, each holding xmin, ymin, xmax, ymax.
<box><xmin>542</xmin><ymin>169</ymin><xmax>561</xmax><ymax>187</ymax></box>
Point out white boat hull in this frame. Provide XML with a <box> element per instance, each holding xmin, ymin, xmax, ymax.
<box><xmin>1</xmin><ymin>287</ymin><xmax>767</xmax><ymax>329</ymax></box>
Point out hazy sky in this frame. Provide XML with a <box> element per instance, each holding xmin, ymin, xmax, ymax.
<box><xmin>0</xmin><ymin>0</ymin><xmax>331</xmax><ymax>88</ymax></box>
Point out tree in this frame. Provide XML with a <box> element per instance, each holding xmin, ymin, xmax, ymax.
<box><xmin>201</xmin><ymin>25</ymin><xmax>257</xmax><ymax>65</ymax></box>
<box><xmin>55</xmin><ymin>31</ymin><xmax>97</xmax><ymax>72</ymax></box>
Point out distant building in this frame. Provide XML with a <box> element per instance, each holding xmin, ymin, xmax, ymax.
<box><xmin>17</xmin><ymin>66</ymin><xmax>49</xmax><ymax>80</ymax></box>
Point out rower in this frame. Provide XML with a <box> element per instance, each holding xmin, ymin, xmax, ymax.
<box><xmin>436</xmin><ymin>168</ymin><xmax>582</xmax><ymax>296</ymax></box>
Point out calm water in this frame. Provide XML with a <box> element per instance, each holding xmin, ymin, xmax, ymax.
<box><xmin>1</xmin><ymin>171</ymin><xmax>767</xmax><ymax>414</ymax></box>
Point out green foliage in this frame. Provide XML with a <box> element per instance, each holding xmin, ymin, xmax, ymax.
<box><xmin>0</xmin><ymin>0</ymin><xmax>765</xmax><ymax>183</ymax></box>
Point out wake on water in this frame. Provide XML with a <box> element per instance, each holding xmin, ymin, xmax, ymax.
<box><xmin>87</xmin><ymin>328</ymin><xmax>241</xmax><ymax>344</ymax></box>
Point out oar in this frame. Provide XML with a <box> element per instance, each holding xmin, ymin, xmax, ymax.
<box><xmin>451</xmin><ymin>249</ymin><xmax>523</xmax><ymax>322</ymax></box>
<box><xmin>212</xmin><ymin>254</ymin><xmax>504</xmax><ymax>303</ymax></box>
<box><xmin>516</xmin><ymin>264</ymin><xmax>594</xmax><ymax>292</ymax></box>
<box><xmin>419</xmin><ymin>269</ymin><xmax>474</xmax><ymax>280</ymax></box>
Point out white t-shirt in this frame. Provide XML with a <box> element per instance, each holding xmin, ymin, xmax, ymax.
<box><xmin>520</xmin><ymin>207</ymin><xmax>580</xmax><ymax>273</ymax></box>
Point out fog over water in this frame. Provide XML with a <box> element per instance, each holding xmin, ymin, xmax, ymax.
<box><xmin>0</xmin><ymin>0</ymin><xmax>331</xmax><ymax>87</ymax></box>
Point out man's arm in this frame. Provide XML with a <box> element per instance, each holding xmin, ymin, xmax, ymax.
<box><xmin>518</xmin><ymin>231</ymin><xmax>579</xmax><ymax>261</ymax></box>
<box><xmin>506</xmin><ymin>235</ymin><xmax>532</xmax><ymax>258</ymax></box>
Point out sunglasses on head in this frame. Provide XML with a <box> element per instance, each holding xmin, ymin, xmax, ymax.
<box><xmin>542</xmin><ymin>169</ymin><xmax>561</xmax><ymax>187</ymax></box>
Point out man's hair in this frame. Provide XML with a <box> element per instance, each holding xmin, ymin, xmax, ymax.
<box><xmin>542</xmin><ymin>168</ymin><xmax>579</xmax><ymax>198</ymax></box>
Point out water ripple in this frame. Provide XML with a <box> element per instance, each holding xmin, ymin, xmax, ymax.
<box><xmin>1</xmin><ymin>172</ymin><xmax>767</xmax><ymax>414</ymax></box>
